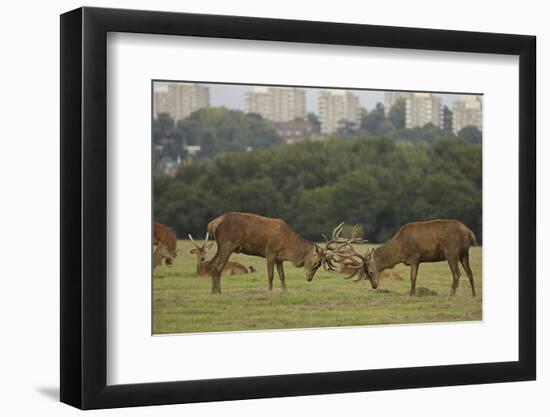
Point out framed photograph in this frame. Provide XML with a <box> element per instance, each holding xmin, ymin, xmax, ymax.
<box><xmin>60</xmin><ymin>6</ymin><xmax>536</xmax><ymax>410</ymax></box>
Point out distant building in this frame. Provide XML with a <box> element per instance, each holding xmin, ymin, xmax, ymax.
<box><xmin>452</xmin><ymin>95</ymin><xmax>483</xmax><ymax>135</ymax></box>
<box><xmin>384</xmin><ymin>91</ymin><xmax>412</xmax><ymax>117</ymax></box>
<box><xmin>318</xmin><ymin>90</ymin><xmax>360</xmax><ymax>135</ymax></box>
<box><xmin>183</xmin><ymin>145</ymin><xmax>202</xmax><ymax>156</ymax></box>
<box><xmin>245</xmin><ymin>87</ymin><xmax>306</xmax><ymax>122</ymax></box>
<box><xmin>272</xmin><ymin>120</ymin><xmax>312</xmax><ymax>144</ymax></box>
<box><xmin>385</xmin><ymin>91</ymin><xmax>443</xmax><ymax>129</ymax></box>
<box><xmin>153</xmin><ymin>82</ymin><xmax>210</xmax><ymax>122</ymax></box>
<box><xmin>405</xmin><ymin>93</ymin><xmax>442</xmax><ymax>129</ymax></box>
<box><xmin>157</xmin><ymin>156</ymin><xmax>181</xmax><ymax>178</ymax></box>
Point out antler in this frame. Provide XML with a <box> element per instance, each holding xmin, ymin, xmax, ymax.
<box><xmin>321</xmin><ymin>222</ymin><xmax>345</xmax><ymax>271</ymax></box>
<box><xmin>189</xmin><ymin>232</ymin><xmax>210</xmax><ymax>249</ymax></box>
<box><xmin>321</xmin><ymin>223</ymin><xmax>367</xmax><ymax>271</ymax></box>
<box><xmin>188</xmin><ymin>233</ymin><xmax>200</xmax><ymax>248</ymax></box>
<box><xmin>333</xmin><ymin>244</ymin><xmax>367</xmax><ymax>281</ymax></box>
<box><xmin>326</xmin><ymin>225</ymin><xmax>370</xmax><ymax>280</ymax></box>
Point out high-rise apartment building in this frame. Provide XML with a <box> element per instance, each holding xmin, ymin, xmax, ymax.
<box><xmin>153</xmin><ymin>82</ymin><xmax>210</xmax><ymax>122</ymax></box>
<box><xmin>452</xmin><ymin>95</ymin><xmax>483</xmax><ymax>135</ymax></box>
<box><xmin>245</xmin><ymin>87</ymin><xmax>306</xmax><ymax>122</ymax></box>
<box><xmin>405</xmin><ymin>93</ymin><xmax>442</xmax><ymax>129</ymax></box>
<box><xmin>385</xmin><ymin>91</ymin><xmax>443</xmax><ymax>129</ymax></box>
<box><xmin>318</xmin><ymin>90</ymin><xmax>360</xmax><ymax>135</ymax></box>
<box><xmin>384</xmin><ymin>91</ymin><xmax>412</xmax><ymax>117</ymax></box>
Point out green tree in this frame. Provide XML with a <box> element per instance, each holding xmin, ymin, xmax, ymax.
<box><xmin>388</xmin><ymin>98</ymin><xmax>406</xmax><ymax>129</ymax></box>
<box><xmin>442</xmin><ymin>105</ymin><xmax>453</xmax><ymax>135</ymax></box>
<box><xmin>360</xmin><ymin>103</ymin><xmax>383</xmax><ymax>133</ymax></box>
<box><xmin>290</xmin><ymin>186</ymin><xmax>334</xmax><ymax>240</ymax></box>
<box><xmin>154</xmin><ymin>132</ymin><xmax>482</xmax><ymax>243</ymax></box>
<box><xmin>152</xmin><ymin>113</ymin><xmax>175</xmax><ymax>139</ymax></box>
<box><xmin>307</xmin><ymin>112</ymin><xmax>321</xmax><ymax>134</ymax></box>
<box><xmin>172</xmin><ymin>108</ymin><xmax>283</xmax><ymax>159</ymax></box>
<box><xmin>457</xmin><ymin>126</ymin><xmax>482</xmax><ymax>144</ymax></box>
<box><xmin>337</xmin><ymin>119</ymin><xmax>357</xmax><ymax>137</ymax></box>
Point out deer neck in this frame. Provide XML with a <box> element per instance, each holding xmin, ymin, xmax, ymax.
<box><xmin>373</xmin><ymin>240</ymin><xmax>401</xmax><ymax>272</ymax></box>
<box><xmin>197</xmin><ymin>258</ymin><xmax>212</xmax><ymax>275</ymax></box>
<box><xmin>288</xmin><ymin>237</ymin><xmax>315</xmax><ymax>267</ymax></box>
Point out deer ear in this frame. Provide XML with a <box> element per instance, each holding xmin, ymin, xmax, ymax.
<box><xmin>205</xmin><ymin>243</ymin><xmax>214</xmax><ymax>250</ymax></box>
<box><xmin>314</xmin><ymin>244</ymin><xmax>322</xmax><ymax>254</ymax></box>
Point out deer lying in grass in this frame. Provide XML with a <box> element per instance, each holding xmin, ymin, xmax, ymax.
<box><xmin>206</xmin><ymin>212</ymin><xmax>343</xmax><ymax>294</ymax></box>
<box><xmin>153</xmin><ymin>222</ymin><xmax>178</xmax><ymax>268</ymax></box>
<box><xmin>335</xmin><ymin>219</ymin><xmax>477</xmax><ymax>296</ymax></box>
<box><xmin>188</xmin><ymin>233</ymin><xmax>251</xmax><ymax>276</ymax></box>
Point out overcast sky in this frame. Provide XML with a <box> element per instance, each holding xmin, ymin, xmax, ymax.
<box><xmin>154</xmin><ymin>81</ymin><xmax>474</xmax><ymax>112</ymax></box>
<box><xmin>203</xmin><ymin>83</ymin><xmax>464</xmax><ymax>112</ymax></box>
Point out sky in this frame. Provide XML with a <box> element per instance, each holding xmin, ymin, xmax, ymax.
<box><xmin>201</xmin><ymin>83</ymin><xmax>464</xmax><ymax>113</ymax></box>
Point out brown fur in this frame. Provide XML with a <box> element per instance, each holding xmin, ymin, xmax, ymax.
<box><xmin>338</xmin><ymin>261</ymin><xmax>401</xmax><ymax>280</ymax></box>
<box><xmin>153</xmin><ymin>242</ymin><xmax>170</xmax><ymax>269</ymax></box>
<box><xmin>365</xmin><ymin>219</ymin><xmax>477</xmax><ymax>296</ymax></box>
<box><xmin>190</xmin><ymin>244</ymin><xmax>249</xmax><ymax>277</ymax></box>
<box><xmin>206</xmin><ymin>212</ymin><xmax>325</xmax><ymax>294</ymax></box>
<box><xmin>199</xmin><ymin>261</ymin><xmax>249</xmax><ymax>277</ymax></box>
<box><xmin>153</xmin><ymin>222</ymin><xmax>177</xmax><ymax>266</ymax></box>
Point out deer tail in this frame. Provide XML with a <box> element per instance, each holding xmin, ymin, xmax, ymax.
<box><xmin>207</xmin><ymin>215</ymin><xmax>225</xmax><ymax>240</ymax></box>
<box><xmin>467</xmin><ymin>229</ymin><xmax>477</xmax><ymax>247</ymax></box>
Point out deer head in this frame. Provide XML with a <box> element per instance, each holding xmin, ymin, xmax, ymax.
<box><xmin>331</xmin><ymin>226</ymin><xmax>379</xmax><ymax>289</ymax></box>
<box><xmin>304</xmin><ymin>223</ymin><xmax>361</xmax><ymax>281</ymax></box>
<box><xmin>188</xmin><ymin>232</ymin><xmax>215</xmax><ymax>264</ymax></box>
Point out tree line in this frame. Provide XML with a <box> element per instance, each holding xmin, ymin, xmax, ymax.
<box><xmin>153</xmin><ymin>102</ymin><xmax>481</xmax><ymax>164</ymax></box>
<box><xmin>154</xmin><ymin>136</ymin><xmax>482</xmax><ymax>244</ymax></box>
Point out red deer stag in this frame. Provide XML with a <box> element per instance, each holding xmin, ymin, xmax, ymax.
<box><xmin>206</xmin><ymin>212</ymin><xmax>343</xmax><ymax>294</ymax></box>
<box><xmin>153</xmin><ymin>222</ymin><xmax>178</xmax><ymax>267</ymax></box>
<box><xmin>188</xmin><ymin>233</ymin><xmax>250</xmax><ymax>276</ymax></box>
<box><xmin>335</xmin><ymin>219</ymin><xmax>477</xmax><ymax>296</ymax></box>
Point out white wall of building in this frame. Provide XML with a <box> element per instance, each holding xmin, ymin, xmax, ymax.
<box><xmin>452</xmin><ymin>95</ymin><xmax>483</xmax><ymax>134</ymax></box>
<box><xmin>318</xmin><ymin>90</ymin><xmax>360</xmax><ymax>134</ymax></box>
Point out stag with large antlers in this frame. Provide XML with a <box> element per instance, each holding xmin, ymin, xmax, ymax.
<box><xmin>334</xmin><ymin>219</ymin><xmax>477</xmax><ymax>297</ymax></box>
<box><xmin>188</xmin><ymin>233</ymin><xmax>251</xmax><ymax>276</ymax></box>
<box><xmin>205</xmin><ymin>212</ymin><xmax>345</xmax><ymax>294</ymax></box>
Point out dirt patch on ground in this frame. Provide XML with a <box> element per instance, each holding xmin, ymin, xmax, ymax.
<box><xmin>412</xmin><ymin>287</ymin><xmax>439</xmax><ymax>297</ymax></box>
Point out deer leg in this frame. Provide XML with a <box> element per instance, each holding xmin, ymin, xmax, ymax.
<box><xmin>409</xmin><ymin>262</ymin><xmax>419</xmax><ymax>296</ymax></box>
<box><xmin>267</xmin><ymin>258</ymin><xmax>275</xmax><ymax>291</ymax></box>
<box><xmin>210</xmin><ymin>243</ymin><xmax>233</xmax><ymax>294</ymax></box>
<box><xmin>447</xmin><ymin>257</ymin><xmax>461</xmax><ymax>297</ymax></box>
<box><xmin>460</xmin><ymin>252</ymin><xmax>476</xmax><ymax>297</ymax></box>
<box><xmin>152</xmin><ymin>245</ymin><xmax>163</xmax><ymax>270</ymax></box>
<box><xmin>276</xmin><ymin>261</ymin><xmax>287</xmax><ymax>291</ymax></box>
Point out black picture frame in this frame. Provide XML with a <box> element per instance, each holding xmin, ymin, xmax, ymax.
<box><xmin>60</xmin><ymin>6</ymin><xmax>536</xmax><ymax>410</ymax></box>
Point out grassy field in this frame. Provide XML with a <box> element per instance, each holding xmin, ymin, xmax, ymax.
<box><xmin>153</xmin><ymin>240</ymin><xmax>482</xmax><ymax>334</ymax></box>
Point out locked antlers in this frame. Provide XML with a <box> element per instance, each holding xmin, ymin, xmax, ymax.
<box><xmin>321</xmin><ymin>223</ymin><xmax>367</xmax><ymax>272</ymax></box>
